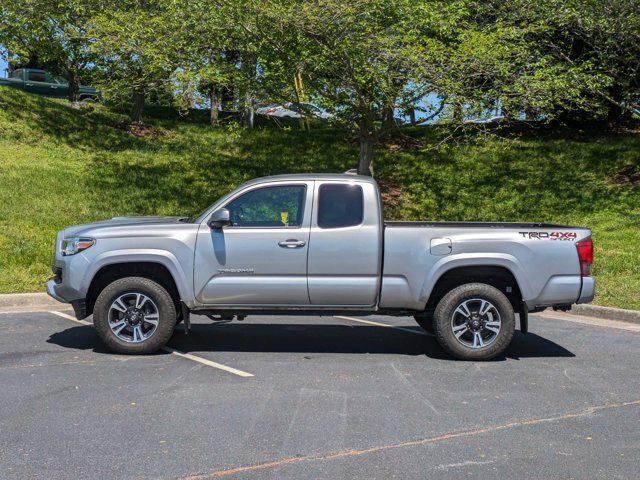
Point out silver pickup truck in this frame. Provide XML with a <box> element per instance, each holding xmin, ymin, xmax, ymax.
<box><xmin>46</xmin><ymin>173</ymin><xmax>595</xmax><ymax>360</ymax></box>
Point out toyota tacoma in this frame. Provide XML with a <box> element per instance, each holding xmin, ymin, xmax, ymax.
<box><xmin>46</xmin><ymin>173</ymin><xmax>595</xmax><ymax>360</ymax></box>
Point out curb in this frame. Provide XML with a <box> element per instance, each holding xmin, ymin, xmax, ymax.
<box><xmin>0</xmin><ymin>292</ymin><xmax>63</xmax><ymax>309</ymax></box>
<box><xmin>566</xmin><ymin>304</ymin><xmax>640</xmax><ymax>325</ymax></box>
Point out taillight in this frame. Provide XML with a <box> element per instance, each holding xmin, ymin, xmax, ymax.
<box><xmin>576</xmin><ymin>237</ymin><xmax>593</xmax><ymax>276</ymax></box>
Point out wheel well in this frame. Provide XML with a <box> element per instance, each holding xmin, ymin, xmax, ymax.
<box><xmin>85</xmin><ymin>262</ymin><xmax>181</xmax><ymax>317</ymax></box>
<box><xmin>425</xmin><ymin>266</ymin><xmax>523</xmax><ymax>313</ymax></box>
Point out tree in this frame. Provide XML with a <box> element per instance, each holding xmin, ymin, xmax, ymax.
<box><xmin>0</xmin><ymin>0</ymin><xmax>100</xmax><ymax>103</ymax></box>
<box><xmin>473</xmin><ymin>0</ymin><xmax>640</xmax><ymax>124</ymax></box>
<box><xmin>242</xmin><ymin>0</ymin><xmax>468</xmax><ymax>175</ymax></box>
<box><xmin>89</xmin><ymin>0</ymin><xmax>177</xmax><ymax>123</ymax></box>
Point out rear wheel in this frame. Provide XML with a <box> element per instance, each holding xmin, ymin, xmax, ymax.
<box><xmin>93</xmin><ymin>277</ymin><xmax>176</xmax><ymax>354</ymax></box>
<box><xmin>433</xmin><ymin>283</ymin><xmax>515</xmax><ymax>360</ymax></box>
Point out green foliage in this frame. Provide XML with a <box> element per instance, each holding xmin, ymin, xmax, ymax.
<box><xmin>0</xmin><ymin>0</ymin><xmax>100</xmax><ymax>100</ymax></box>
<box><xmin>88</xmin><ymin>1</ymin><xmax>178</xmax><ymax>107</ymax></box>
<box><xmin>1</xmin><ymin>87</ymin><xmax>638</xmax><ymax>308</ymax></box>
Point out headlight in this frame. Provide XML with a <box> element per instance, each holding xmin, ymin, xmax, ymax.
<box><xmin>61</xmin><ymin>237</ymin><xmax>95</xmax><ymax>256</ymax></box>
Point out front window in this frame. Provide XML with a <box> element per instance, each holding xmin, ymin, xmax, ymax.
<box><xmin>48</xmin><ymin>74</ymin><xmax>68</xmax><ymax>85</ymax></box>
<box><xmin>225</xmin><ymin>185</ymin><xmax>306</xmax><ymax>228</ymax></box>
<box><xmin>10</xmin><ymin>69</ymin><xmax>22</xmax><ymax>79</ymax></box>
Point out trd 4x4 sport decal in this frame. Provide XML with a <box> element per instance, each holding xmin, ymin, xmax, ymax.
<box><xmin>518</xmin><ymin>231</ymin><xmax>577</xmax><ymax>241</ymax></box>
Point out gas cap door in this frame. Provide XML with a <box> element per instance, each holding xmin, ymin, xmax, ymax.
<box><xmin>430</xmin><ymin>238</ymin><xmax>452</xmax><ymax>256</ymax></box>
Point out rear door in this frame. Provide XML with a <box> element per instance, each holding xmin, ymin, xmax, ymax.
<box><xmin>24</xmin><ymin>70</ymin><xmax>50</xmax><ymax>96</ymax></box>
<box><xmin>194</xmin><ymin>181</ymin><xmax>313</xmax><ymax>305</ymax></box>
<box><xmin>307</xmin><ymin>180</ymin><xmax>382</xmax><ymax>306</ymax></box>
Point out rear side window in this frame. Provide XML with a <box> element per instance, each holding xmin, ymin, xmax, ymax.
<box><xmin>27</xmin><ymin>71</ymin><xmax>46</xmax><ymax>82</ymax></box>
<box><xmin>317</xmin><ymin>184</ymin><xmax>363</xmax><ymax>229</ymax></box>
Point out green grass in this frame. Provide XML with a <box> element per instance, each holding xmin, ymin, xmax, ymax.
<box><xmin>1</xmin><ymin>87</ymin><xmax>639</xmax><ymax>309</ymax></box>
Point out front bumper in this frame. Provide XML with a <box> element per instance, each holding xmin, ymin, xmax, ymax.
<box><xmin>45</xmin><ymin>279</ymin><xmax>67</xmax><ymax>303</ymax></box>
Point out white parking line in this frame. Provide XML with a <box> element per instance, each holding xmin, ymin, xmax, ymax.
<box><xmin>161</xmin><ymin>347</ymin><xmax>254</xmax><ymax>377</ymax></box>
<box><xmin>48</xmin><ymin>311</ymin><xmax>254</xmax><ymax>377</ymax></box>
<box><xmin>50</xmin><ymin>310</ymin><xmax>90</xmax><ymax>325</ymax></box>
<box><xmin>334</xmin><ymin>316</ymin><xmax>433</xmax><ymax>337</ymax></box>
<box><xmin>537</xmin><ymin>311</ymin><xmax>640</xmax><ymax>333</ymax></box>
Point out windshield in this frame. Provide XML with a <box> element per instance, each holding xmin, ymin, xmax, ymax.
<box><xmin>52</xmin><ymin>75</ymin><xmax>68</xmax><ymax>84</ymax></box>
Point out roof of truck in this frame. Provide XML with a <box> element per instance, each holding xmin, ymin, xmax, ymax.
<box><xmin>242</xmin><ymin>173</ymin><xmax>377</xmax><ymax>187</ymax></box>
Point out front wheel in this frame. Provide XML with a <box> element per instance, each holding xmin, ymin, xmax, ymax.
<box><xmin>433</xmin><ymin>283</ymin><xmax>515</xmax><ymax>360</ymax></box>
<box><xmin>93</xmin><ymin>277</ymin><xmax>177</xmax><ymax>354</ymax></box>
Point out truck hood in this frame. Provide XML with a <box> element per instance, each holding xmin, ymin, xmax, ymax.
<box><xmin>79</xmin><ymin>85</ymin><xmax>99</xmax><ymax>93</ymax></box>
<box><xmin>63</xmin><ymin>216</ymin><xmax>190</xmax><ymax>238</ymax></box>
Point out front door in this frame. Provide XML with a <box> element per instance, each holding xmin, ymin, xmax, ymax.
<box><xmin>46</xmin><ymin>73</ymin><xmax>69</xmax><ymax>98</ymax></box>
<box><xmin>194</xmin><ymin>181</ymin><xmax>313</xmax><ymax>305</ymax></box>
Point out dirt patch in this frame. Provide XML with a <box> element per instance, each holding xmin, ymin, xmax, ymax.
<box><xmin>115</xmin><ymin>121</ymin><xmax>169</xmax><ymax>138</ymax></box>
<box><xmin>378</xmin><ymin>133</ymin><xmax>425</xmax><ymax>151</ymax></box>
<box><xmin>377</xmin><ymin>179</ymin><xmax>404</xmax><ymax>206</ymax></box>
<box><xmin>614</xmin><ymin>165</ymin><xmax>640</xmax><ymax>186</ymax></box>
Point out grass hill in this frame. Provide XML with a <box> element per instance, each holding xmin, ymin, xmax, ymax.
<box><xmin>1</xmin><ymin>86</ymin><xmax>638</xmax><ymax>309</ymax></box>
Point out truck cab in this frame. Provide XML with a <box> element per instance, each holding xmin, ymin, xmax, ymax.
<box><xmin>1</xmin><ymin>68</ymin><xmax>101</xmax><ymax>101</ymax></box>
<box><xmin>193</xmin><ymin>175</ymin><xmax>381</xmax><ymax>307</ymax></box>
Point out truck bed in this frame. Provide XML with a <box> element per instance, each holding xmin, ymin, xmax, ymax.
<box><xmin>385</xmin><ymin>221</ymin><xmax>580</xmax><ymax>229</ymax></box>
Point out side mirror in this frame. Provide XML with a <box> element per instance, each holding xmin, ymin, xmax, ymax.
<box><xmin>207</xmin><ymin>208</ymin><xmax>231</xmax><ymax>229</ymax></box>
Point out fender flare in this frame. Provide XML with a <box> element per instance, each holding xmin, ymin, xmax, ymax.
<box><xmin>82</xmin><ymin>249</ymin><xmax>192</xmax><ymax>301</ymax></box>
<box><xmin>418</xmin><ymin>253</ymin><xmax>533</xmax><ymax>307</ymax></box>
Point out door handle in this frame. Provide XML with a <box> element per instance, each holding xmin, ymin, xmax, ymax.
<box><xmin>25</xmin><ymin>83</ymin><xmax>33</xmax><ymax>86</ymax></box>
<box><xmin>278</xmin><ymin>239</ymin><xmax>306</xmax><ymax>248</ymax></box>
<box><xmin>50</xmin><ymin>86</ymin><xmax>58</xmax><ymax>89</ymax></box>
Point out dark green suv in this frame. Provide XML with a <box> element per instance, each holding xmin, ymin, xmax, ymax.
<box><xmin>0</xmin><ymin>68</ymin><xmax>101</xmax><ymax>101</ymax></box>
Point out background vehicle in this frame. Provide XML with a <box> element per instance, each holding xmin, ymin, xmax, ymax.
<box><xmin>46</xmin><ymin>173</ymin><xmax>595</xmax><ymax>360</ymax></box>
<box><xmin>256</xmin><ymin>102</ymin><xmax>332</xmax><ymax>120</ymax></box>
<box><xmin>0</xmin><ymin>68</ymin><xmax>101</xmax><ymax>101</ymax></box>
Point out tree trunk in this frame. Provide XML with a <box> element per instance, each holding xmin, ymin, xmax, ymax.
<box><xmin>383</xmin><ymin>105</ymin><xmax>394</xmax><ymax>130</ymax></box>
<box><xmin>409</xmin><ymin>108</ymin><xmax>416</xmax><ymax>126</ymax></box>
<box><xmin>130</xmin><ymin>90</ymin><xmax>145</xmax><ymax>124</ymax></box>
<box><xmin>68</xmin><ymin>71</ymin><xmax>80</xmax><ymax>103</ymax></box>
<box><xmin>244</xmin><ymin>97</ymin><xmax>255</xmax><ymax>129</ymax></box>
<box><xmin>210</xmin><ymin>88</ymin><xmax>219</xmax><ymax>126</ymax></box>
<box><xmin>357</xmin><ymin>116</ymin><xmax>375</xmax><ymax>176</ymax></box>
<box><xmin>606</xmin><ymin>84</ymin><xmax>626</xmax><ymax>126</ymax></box>
<box><xmin>6</xmin><ymin>50</ymin><xmax>14</xmax><ymax>76</ymax></box>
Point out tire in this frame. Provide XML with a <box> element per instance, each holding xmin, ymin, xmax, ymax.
<box><xmin>433</xmin><ymin>283</ymin><xmax>515</xmax><ymax>360</ymax></box>
<box><xmin>93</xmin><ymin>277</ymin><xmax>177</xmax><ymax>354</ymax></box>
<box><xmin>413</xmin><ymin>314</ymin><xmax>434</xmax><ymax>334</ymax></box>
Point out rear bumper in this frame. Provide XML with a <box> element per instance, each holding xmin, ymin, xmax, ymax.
<box><xmin>577</xmin><ymin>277</ymin><xmax>595</xmax><ymax>304</ymax></box>
<box><xmin>528</xmin><ymin>274</ymin><xmax>595</xmax><ymax>308</ymax></box>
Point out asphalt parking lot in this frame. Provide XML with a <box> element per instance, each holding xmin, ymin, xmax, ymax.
<box><xmin>1</xmin><ymin>309</ymin><xmax>638</xmax><ymax>479</ymax></box>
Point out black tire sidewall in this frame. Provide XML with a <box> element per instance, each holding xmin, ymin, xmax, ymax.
<box><xmin>434</xmin><ymin>283</ymin><xmax>515</xmax><ymax>360</ymax></box>
<box><xmin>93</xmin><ymin>277</ymin><xmax>177</xmax><ymax>354</ymax></box>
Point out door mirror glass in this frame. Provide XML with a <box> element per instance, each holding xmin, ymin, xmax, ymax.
<box><xmin>208</xmin><ymin>208</ymin><xmax>231</xmax><ymax>229</ymax></box>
